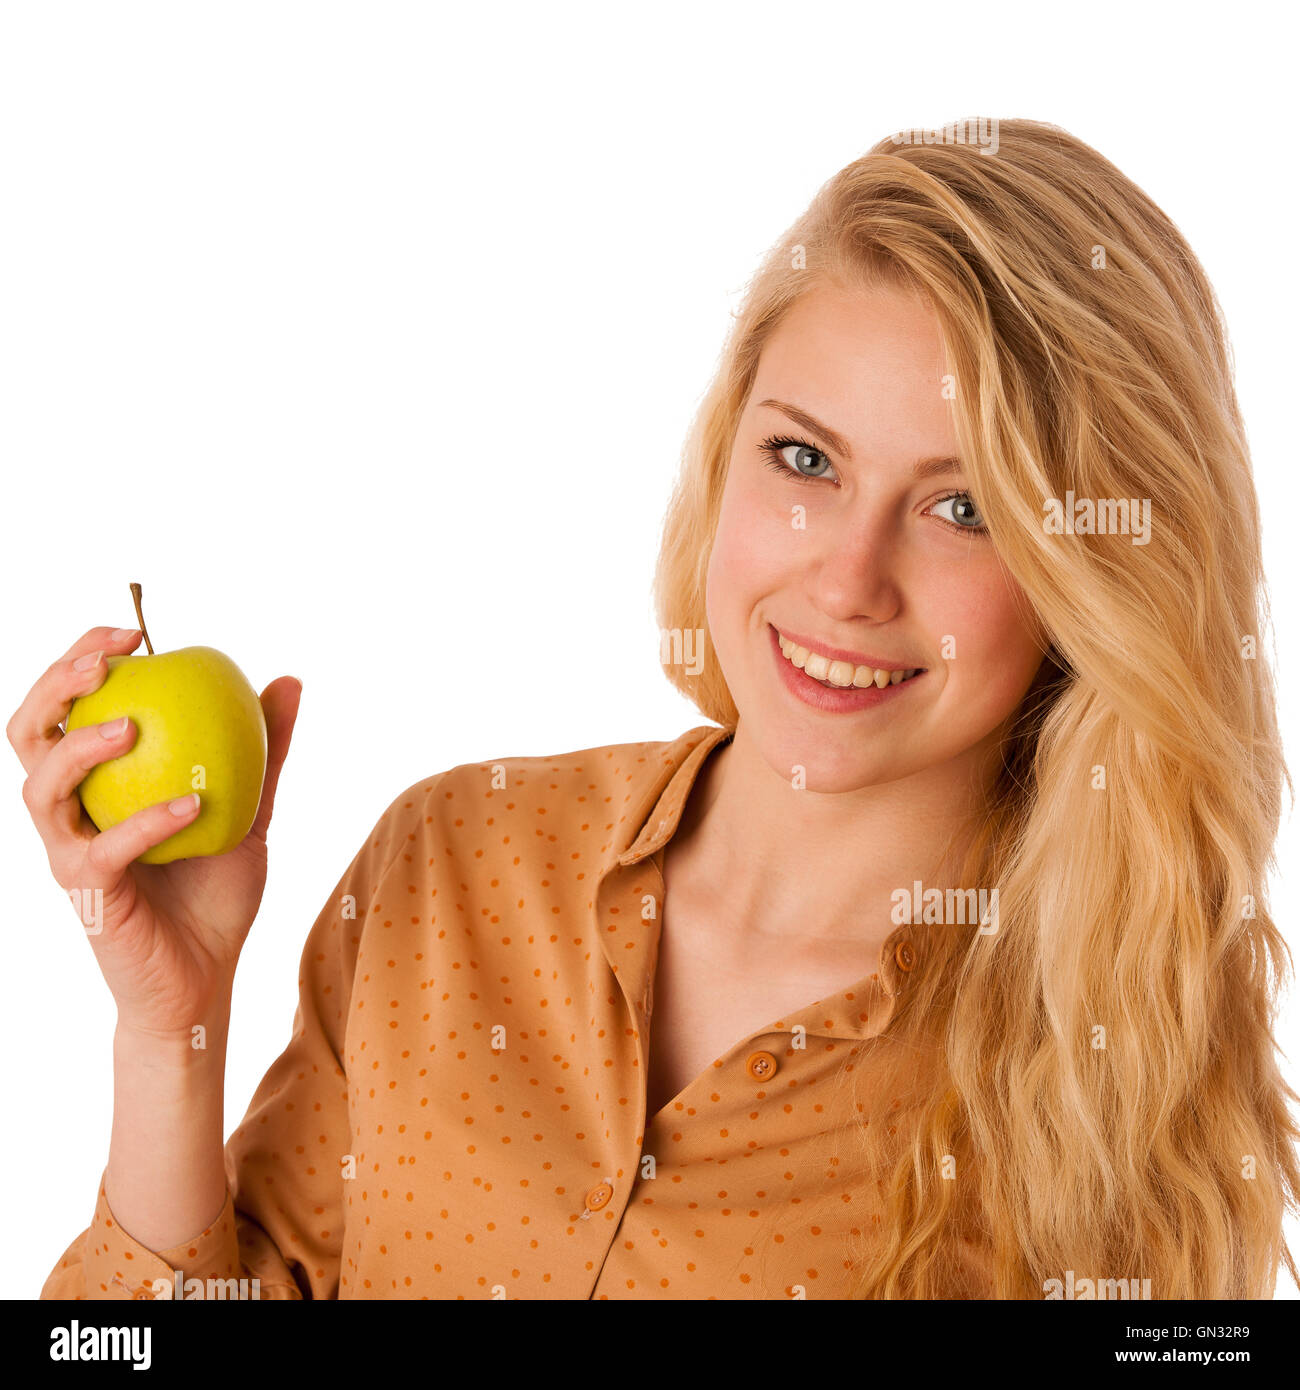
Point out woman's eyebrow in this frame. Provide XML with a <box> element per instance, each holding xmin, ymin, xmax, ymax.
<box><xmin>756</xmin><ymin>398</ymin><xmax>961</xmax><ymax>477</ymax></box>
<box><xmin>757</xmin><ymin>398</ymin><xmax>852</xmax><ymax>456</ymax></box>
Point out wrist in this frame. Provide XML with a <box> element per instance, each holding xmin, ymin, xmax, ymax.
<box><xmin>114</xmin><ymin>977</ymin><xmax>235</xmax><ymax>1055</ymax></box>
<box><xmin>113</xmin><ymin>1012</ymin><xmax>231</xmax><ymax>1069</ymax></box>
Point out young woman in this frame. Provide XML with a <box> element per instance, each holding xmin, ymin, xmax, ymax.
<box><xmin>23</xmin><ymin>118</ymin><xmax>1297</xmax><ymax>1300</ymax></box>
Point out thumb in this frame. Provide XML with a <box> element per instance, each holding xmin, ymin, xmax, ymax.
<box><xmin>248</xmin><ymin>676</ymin><xmax>302</xmax><ymax>842</ymax></box>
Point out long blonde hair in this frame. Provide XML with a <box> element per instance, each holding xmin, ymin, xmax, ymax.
<box><xmin>652</xmin><ymin>118</ymin><xmax>1299</xmax><ymax>1298</ymax></box>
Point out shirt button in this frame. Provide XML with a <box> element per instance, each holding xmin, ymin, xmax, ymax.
<box><xmin>131</xmin><ymin>1286</ymin><xmax>155</xmax><ymax>1300</ymax></box>
<box><xmin>895</xmin><ymin>940</ymin><xmax>916</xmax><ymax>971</ymax></box>
<box><xmin>745</xmin><ymin>1050</ymin><xmax>779</xmax><ymax>1082</ymax></box>
<box><xmin>584</xmin><ymin>1182</ymin><xmax>614</xmax><ymax>1212</ymax></box>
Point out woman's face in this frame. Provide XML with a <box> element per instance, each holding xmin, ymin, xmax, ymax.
<box><xmin>705</xmin><ymin>279</ymin><xmax>1047</xmax><ymax>792</ymax></box>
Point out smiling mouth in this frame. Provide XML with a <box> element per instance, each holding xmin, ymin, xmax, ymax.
<box><xmin>774</xmin><ymin>629</ymin><xmax>925</xmax><ymax>690</ymax></box>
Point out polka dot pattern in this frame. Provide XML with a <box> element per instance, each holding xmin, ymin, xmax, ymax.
<box><xmin>40</xmin><ymin>723</ymin><xmax>942</xmax><ymax>1300</ymax></box>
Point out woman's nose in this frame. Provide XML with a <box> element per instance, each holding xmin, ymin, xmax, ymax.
<box><xmin>802</xmin><ymin>508</ymin><xmax>903</xmax><ymax>618</ymax></box>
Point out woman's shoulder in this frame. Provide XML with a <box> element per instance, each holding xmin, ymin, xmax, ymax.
<box><xmin>370</xmin><ymin>723</ymin><xmax>728</xmax><ymax>868</ymax></box>
<box><xmin>334</xmin><ymin>724</ymin><xmax>731</xmax><ymax>971</ymax></box>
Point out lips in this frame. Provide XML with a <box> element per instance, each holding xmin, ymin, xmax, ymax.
<box><xmin>771</xmin><ymin>624</ymin><xmax>924</xmax><ymax>689</ymax></box>
<box><xmin>768</xmin><ymin>624</ymin><xmax>926</xmax><ymax>712</ymax></box>
<box><xmin>771</xmin><ymin>624</ymin><xmax>920</xmax><ymax>672</ymax></box>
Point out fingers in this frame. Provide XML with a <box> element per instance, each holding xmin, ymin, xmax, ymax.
<box><xmin>246</xmin><ymin>676</ymin><xmax>302</xmax><ymax>843</ymax></box>
<box><xmin>6</xmin><ymin>627</ymin><xmax>142</xmax><ymax>778</ymax></box>
<box><xmin>22</xmin><ymin>714</ymin><xmax>140</xmax><ymax>859</ymax></box>
<box><xmin>53</xmin><ymin>625</ymin><xmax>142</xmax><ymax>668</ymax></box>
<box><xmin>80</xmin><ymin>792</ymin><xmax>202</xmax><ymax>885</ymax></box>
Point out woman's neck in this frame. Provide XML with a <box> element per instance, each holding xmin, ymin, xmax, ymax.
<box><xmin>667</xmin><ymin>719</ymin><xmax>1003</xmax><ymax>946</ymax></box>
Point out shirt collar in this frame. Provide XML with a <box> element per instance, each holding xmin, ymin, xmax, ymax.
<box><xmin>614</xmin><ymin>723</ymin><xmax>735</xmax><ymax>868</ymax></box>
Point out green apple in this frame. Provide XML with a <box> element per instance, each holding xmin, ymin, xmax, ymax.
<box><xmin>65</xmin><ymin>584</ymin><xmax>267</xmax><ymax>864</ymax></box>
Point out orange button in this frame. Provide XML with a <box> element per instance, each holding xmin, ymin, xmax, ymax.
<box><xmin>745</xmin><ymin>1050</ymin><xmax>778</xmax><ymax>1082</ymax></box>
<box><xmin>895</xmin><ymin>940</ymin><xmax>916</xmax><ymax>971</ymax></box>
<box><xmin>131</xmin><ymin>1286</ymin><xmax>155</xmax><ymax>1300</ymax></box>
<box><xmin>584</xmin><ymin>1181</ymin><xmax>614</xmax><ymax>1212</ymax></box>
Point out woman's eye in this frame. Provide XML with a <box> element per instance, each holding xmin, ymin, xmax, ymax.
<box><xmin>929</xmin><ymin>492</ymin><xmax>987</xmax><ymax>533</ymax></box>
<box><xmin>761</xmin><ymin>436</ymin><xmax>837</xmax><ymax>482</ymax></box>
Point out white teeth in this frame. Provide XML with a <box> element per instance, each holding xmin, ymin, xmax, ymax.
<box><xmin>776</xmin><ymin>632</ymin><xmax>918</xmax><ymax>689</ymax></box>
<box><xmin>803</xmin><ymin>650</ymin><xmax>830</xmax><ymax>680</ymax></box>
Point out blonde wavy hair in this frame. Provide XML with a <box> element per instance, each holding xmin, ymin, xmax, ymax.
<box><xmin>651</xmin><ymin>118</ymin><xmax>1299</xmax><ymax>1298</ymax></box>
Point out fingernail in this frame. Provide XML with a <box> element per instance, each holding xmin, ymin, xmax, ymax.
<box><xmin>98</xmin><ymin>716</ymin><xmax>129</xmax><ymax>738</ymax></box>
<box><xmin>111</xmin><ymin>628</ymin><xmax>138</xmax><ymax>642</ymax></box>
<box><xmin>74</xmin><ymin>650</ymin><xmax>104</xmax><ymax>671</ymax></box>
<box><xmin>169</xmin><ymin>793</ymin><xmax>199</xmax><ymax>816</ymax></box>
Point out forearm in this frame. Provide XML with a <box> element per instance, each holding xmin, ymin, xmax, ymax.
<box><xmin>104</xmin><ymin>1000</ymin><xmax>232</xmax><ymax>1253</ymax></box>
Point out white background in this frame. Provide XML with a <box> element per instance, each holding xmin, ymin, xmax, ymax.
<box><xmin>2</xmin><ymin>0</ymin><xmax>1296</xmax><ymax>1300</ymax></box>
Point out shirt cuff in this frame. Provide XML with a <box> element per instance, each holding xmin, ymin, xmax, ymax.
<box><xmin>83</xmin><ymin>1168</ymin><xmax>242</xmax><ymax>1300</ymax></box>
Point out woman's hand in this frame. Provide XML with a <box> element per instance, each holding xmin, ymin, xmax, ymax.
<box><xmin>7</xmin><ymin>625</ymin><xmax>301</xmax><ymax>1038</ymax></box>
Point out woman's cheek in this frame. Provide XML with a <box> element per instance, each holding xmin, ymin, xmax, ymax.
<box><xmin>710</xmin><ymin>474</ymin><xmax>793</xmax><ymax>601</ymax></box>
<box><xmin>931</xmin><ymin>570</ymin><xmax>1043</xmax><ymax>719</ymax></box>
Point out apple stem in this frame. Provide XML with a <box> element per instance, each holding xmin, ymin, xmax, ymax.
<box><xmin>129</xmin><ymin>582</ymin><xmax>155</xmax><ymax>655</ymax></box>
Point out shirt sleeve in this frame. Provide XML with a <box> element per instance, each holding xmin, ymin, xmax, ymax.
<box><xmin>40</xmin><ymin>775</ymin><xmax>437</xmax><ymax>1301</ymax></box>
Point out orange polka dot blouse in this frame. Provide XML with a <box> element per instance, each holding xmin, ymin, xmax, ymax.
<box><xmin>42</xmin><ymin>722</ymin><xmax>980</xmax><ymax>1300</ymax></box>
